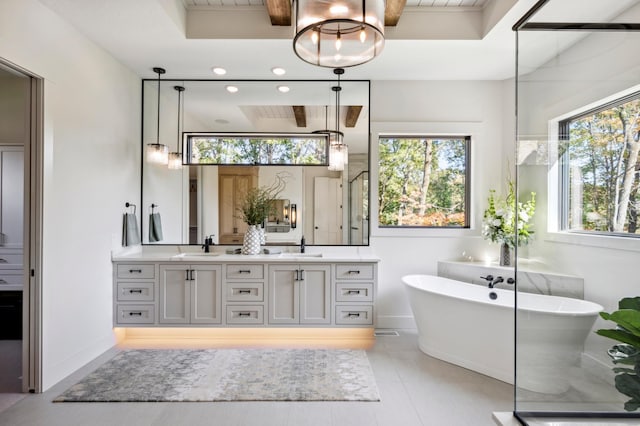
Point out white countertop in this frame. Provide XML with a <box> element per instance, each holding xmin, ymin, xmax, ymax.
<box><xmin>112</xmin><ymin>246</ymin><xmax>380</xmax><ymax>263</ymax></box>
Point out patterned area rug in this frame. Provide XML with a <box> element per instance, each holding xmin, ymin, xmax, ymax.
<box><xmin>54</xmin><ymin>348</ymin><xmax>380</xmax><ymax>402</ymax></box>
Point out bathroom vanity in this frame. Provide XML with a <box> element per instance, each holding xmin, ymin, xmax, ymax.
<box><xmin>112</xmin><ymin>250</ymin><xmax>378</xmax><ymax>328</ymax></box>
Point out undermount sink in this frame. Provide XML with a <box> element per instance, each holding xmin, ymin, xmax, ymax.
<box><xmin>173</xmin><ymin>252</ymin><xmax>221</xmax><ymax>258</ymax></box>
<box><xmin>279</xmin><ymin>253</ymin><xmax>323</xmax><ymax>258</ymax></box>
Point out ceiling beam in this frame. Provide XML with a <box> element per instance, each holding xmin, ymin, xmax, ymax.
<box><xmin>292</xmin><ymin>106</ymin><xmax>306</xmax><ymax>127</ymax></box>
<box><xmin>265</xmin><ymin>0</ymin><xmax>292</xmax><ymax>26</ymax></box>
<box><xmin>385</xmin><ymin>0</ymin><xmax>407</xmax><ymax>26</ymax></box>
<box><xmin>345</xmin><ymin>106</ymin><xmax>362</xmax><ymax>128</ymax></box>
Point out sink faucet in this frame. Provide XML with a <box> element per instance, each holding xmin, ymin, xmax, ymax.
<box><xmin>202</xmin><ymin>235</ymin><xmax>215</xmax><ymax>253</ymax></box>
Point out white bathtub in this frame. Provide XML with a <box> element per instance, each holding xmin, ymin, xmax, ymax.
<box><xmin>402</xmin><ymin>274</ymin><xmax>603</xmax><ymax>394</ymax></box>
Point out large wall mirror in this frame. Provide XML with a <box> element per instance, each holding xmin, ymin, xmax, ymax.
<box><xmin>141</xmin><ymin>79</ymin><xmax>370</xmax><ymax>246</ymax></box>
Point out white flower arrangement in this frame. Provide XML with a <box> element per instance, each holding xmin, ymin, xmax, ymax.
<box><xmin>482</xmin><ymin>181</ymin><xmax>536</xmax><ymax>248</ymax></box>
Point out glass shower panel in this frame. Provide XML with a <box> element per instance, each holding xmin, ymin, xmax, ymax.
<box><xmin>515</xmin><ymin>0</ymin><xmax>640</xmax><ymax>422</ymax></box>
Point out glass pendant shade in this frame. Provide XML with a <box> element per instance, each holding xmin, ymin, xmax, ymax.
<box><xmin>167</xmin><ymin>152</ymin><xmax>182</xmax><ymax>170</ymax></box>
<box><xmin>293</xmin><ymin>0</ymin><xmax>385</xmax><ymax>68</ymax></box>
<box><xmin>328</xmin><ymin>142</ymin><xmax>347</xmax><ymax>171</ymax></box>
<box><xmin>147</xmin><ymin>67</ymin><xmax>169</xmax><ymax>165</ymax></box>
<box><xmin>146</xmin><ymin>143</ymin><xmax>169</xmax><ymax>164</ymax></box>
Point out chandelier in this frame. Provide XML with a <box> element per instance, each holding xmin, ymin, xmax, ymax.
<box><xmin>293</xmin><ymin>0</ymin><xmax>385</xmax><ymax>68</ymax></box>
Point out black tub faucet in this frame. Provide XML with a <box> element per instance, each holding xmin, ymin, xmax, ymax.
<box><xmin>488</xmin><ymin>276</ymin><xmax>515</xmax><ymax>288</ymax></box>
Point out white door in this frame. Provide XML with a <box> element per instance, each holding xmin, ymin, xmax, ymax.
<box><xmin>313</xmin><ymin>177</ymin><xmax>342</xmax><ymax>244</ymax></box>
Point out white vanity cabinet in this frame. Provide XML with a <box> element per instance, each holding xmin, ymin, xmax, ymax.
<box><xmin>113</xmin><ymin>263</ymin><xmax>157</xmax><ymax>325</ymax></box>
<box><xmin>268</xmin><ymin>264</ymin><xmax>331</xmax><ymax>325</ymax></box>
<box><xmin>225</xmin><ymin>263</ymin><xmax>265</xmax><ymax>325</ymax></box>
<box><xmin>158</xmin><ymin>264</ymin><xmax>222</xmax><ymax>324</ymax></box>
<box><xmin>113</xmin><ymin>256</ymin><xmax>377</xmax><ymax>328</ymax></box>
<box><xmin>334</xmin><ymin>263</ymin><xmax>376</xmax><ymax>325</ymax></box>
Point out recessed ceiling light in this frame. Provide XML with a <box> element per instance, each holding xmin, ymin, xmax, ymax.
<box><xmin>226</xmin><ymin>85</ymin><xmax>239</xmax><ymax>93</ymax></box>
<box><xmin>271</xmin><ymin>67</ymin><xmax>286</xmax><ymax>76</ymax></box>
<box><xmin>212</xmin><ymin>67</ymin><xmax>226</xmax><ymax>75</ymax></box>
<box><xmin>277</xmin><ymin>85</ymin><xmax>290</xmax><ymax>93</ymax></box>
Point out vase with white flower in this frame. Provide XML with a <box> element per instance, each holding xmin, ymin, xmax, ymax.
<box><xmin>482</xmin><ymin>180</ymin><xmax>536</xmax><ymax>266</ymax></box>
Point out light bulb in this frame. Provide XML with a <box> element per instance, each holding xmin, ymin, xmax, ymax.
<box><xmin>311</xmin><ymin>30</ymin><xmax>319</xmax><ymax>45</ymax></box>
<box><xmin>360</xmin><ymin>27</ymin><xmax>366</xmax><ymax>43</ymax></box>
<box><xmin>335</xmin><ymin>32</ymin><xmax>342</xmax><ymax>51</ymax></box>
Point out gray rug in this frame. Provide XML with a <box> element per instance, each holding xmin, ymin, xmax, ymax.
<box><xmin>54</xmin><ymin>348</ymin><xmax>380</xmax><ymax>402</ymax></box>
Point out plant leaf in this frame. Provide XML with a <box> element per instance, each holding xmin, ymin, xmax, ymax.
<box><xmin>606</xmin><ymin>310</ymin><xmax>640</xmax><ymax>337</ymax></box>
<box><xmin>620</xmin><ymin>297</ymin><xmax>640</xmax><ymax>311</ymax></box>
<box><xmin>596</xmin><ymin>329</ymin><xmax>640</xmax><ymax>347</ymax></box>
<box><xmin>615</xmin><ymin>373</ymin><xmax>640</xmax><ymax>401</ymax></box>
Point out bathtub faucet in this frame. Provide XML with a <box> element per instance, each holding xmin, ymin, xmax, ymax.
<box><xmin>488</xmin><ymin>276</ymin><xmax>515</xmax><ymax>288</ymax></box>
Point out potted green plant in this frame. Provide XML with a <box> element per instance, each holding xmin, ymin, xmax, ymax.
<box><xmin>596</xmin><ymin>297</ymin><xmax>640</xmax><ymax>411</ymax></box>
<box><xmin>238</xmin><ymin>174</ymin><xmax>287</xmax><ymax>255</ymax></box>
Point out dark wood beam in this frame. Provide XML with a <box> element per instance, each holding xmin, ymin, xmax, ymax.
<box><xmin>292</xmin><ymin>106</ymin><xmax>306</xmax><ymax>127</ymax></box>
<box><xmin>345</xmin><ymin>106</ymin><xmax>362</xmax><ymax>128</ymax></box>
<box><xmin>265</xmin><ymin>0</ymin><xmax>291</xmax><ymax>26</ymax></box>
<box><xmin>385</xmin><ymin>0</ymin><xmax>406</xmax><ymax>26</ymax></box>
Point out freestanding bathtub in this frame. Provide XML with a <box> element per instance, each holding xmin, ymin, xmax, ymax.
<box><xmin>402</xmin><ymin>274</ymin><xmax>603</xmax><ymax>394</ymax></box>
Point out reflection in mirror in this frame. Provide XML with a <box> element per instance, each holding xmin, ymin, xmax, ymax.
<box><xmin>141</xmin><ymin>79</ymin><xmax>370</xmax><ymax>246</ymax></box>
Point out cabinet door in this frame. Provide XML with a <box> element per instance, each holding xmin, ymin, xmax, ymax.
<box><xmin>268</xmin><ymin>264</ymin><xmax>299</xmax><ymax>324</ymax></box>
<box><xmin>159</xmin><ymin>265</ymin><xmax>190</xmax><ymax>324</ymax></box>
<box><xmin>299</xmin><ymin>265</ymin><xmax>331</xmax><ymax>324</ymax></box>
<box><xmin>191</xmin><ymin>265</ymin><xmax>222</xmax><ymax>324</ymax></box>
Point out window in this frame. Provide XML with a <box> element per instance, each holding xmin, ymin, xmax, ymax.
<box><xmin>185</xmin><ymin>133</ymin><xmax>328</xmax><ymax>165</ymax></box>
<box><xmin>560</xmin><ymin>93</ymin><xmax>640</xmax><ymax>236</ymax></box>
<box><xmin>378</xmin><ymin>136</ymin><xmax>470</xmax><ymax>228</ymax></box>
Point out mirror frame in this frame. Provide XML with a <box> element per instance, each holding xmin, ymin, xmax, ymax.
<box><xmin>140</xmin><ymin>78</ymin><xmax>371</xmax><ymax>246</ymax></box>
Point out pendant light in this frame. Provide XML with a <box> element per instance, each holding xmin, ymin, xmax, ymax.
<box><xmin>293</xmin><ymin>0</ymin><xmax>385</xmax><ymax>68</ymax></box>
<box><xmin>328</xmin><ymin>68</ymin><xmax>348</xmax><ymax>171</ymax></box>
<box><xmin>168</xmin><ymin>85</ymin><xmax>185</xmax><ymax>170</ymax></box>
<box><xmin>145</xmin><ymin>67</ymin><xmax>169</xmax><ymax>165</ymax></box>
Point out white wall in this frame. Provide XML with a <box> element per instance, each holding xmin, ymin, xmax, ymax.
<box><xmin>369</xmin><ymin>80</ymin><xmax>510</xmax><ymax>328</ymax></box>
<box><xmin>0</xmin><ymin>0</ymin><xmax>140</xmax><ymax>390</ymax></box>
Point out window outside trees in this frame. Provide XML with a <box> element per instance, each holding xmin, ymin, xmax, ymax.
<box><xmin>378</xmin><ymin>136</ymin><xmax>470</xmax><ymax>228</ymax></box>
<box><xmin>561</xmin><ymin>93</ymin><xmax>640</xmax><ymax>236</ymax></box>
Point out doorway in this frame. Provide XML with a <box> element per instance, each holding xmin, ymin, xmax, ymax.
<box><xmin>0</xmin><ymin>59</ymin><xmax>43</xmax><ymax>397</ymax></box>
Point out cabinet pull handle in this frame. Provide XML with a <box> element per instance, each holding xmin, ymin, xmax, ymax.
<box><xmin>129</xmin><ymin>289</ymin><xmax>143</xmax><ymax>294</ymax></box>
<box><xmin>238</xmin><ymin>289</ymin><xmax>252</xmax><ymax>294</ymax></box>
<box><xmin>294</xmin><ymin>270</ymin><xmax>299</xmax><ymax>281</ymax></box>
<box><xmin>129</xmin><ymin>312</ymin><xmax>143</xmax><ymax>316</ymax></box>
<box><xmin>347</xmin><ymin>312</ymin><xmax>361</xmax><ymax>318</ymax></box>
<box><xmin>347</xmin><ymin>270</ymin><xmax>360</xmax><ymax>275</ymax></box>
<box><xmin>238</xmin><ymin>269</ymin><xmax>251</xmax><ymax>274</ymax></box>
<box><xmin>129</xmin><ymin>269</ymin><xmax>142</xmax><ymax>273</ymax></box>
<box><xmin>299</xmin><ymin>270</ymin><xmax>305</xmax><ymax>281</ymax></box>
<box><xmin>238</xmin><ymin>312</ymin><xmax>251</xmax><ymax>317</ymax></box>
<box><xmin>0</xmin><ymin>279</ymin><xmax>7</xmax><ymax>284</ymax></box>
<box><xmin>347</xmin><ymin>290</ymin><xmax>361</xmax><ymax>295</ymax></box>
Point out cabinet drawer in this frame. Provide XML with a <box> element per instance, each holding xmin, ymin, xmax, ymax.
<box><xmin>335</xmin><ymin>264</ymin><xmax>374</xmax><ymax>280</ymax></box>
<box><xmin>226</xmin><ymin>305</ymin><xmax>264</xmax><ymax>325</ymax></box>
<box><xmin>335</xmin><ymin>305</ymin><xmax>373</xmax><ymax>325</ymax></box>
<box><xmin>336</xmin><ymin>283</ymin><xmax>373</xmax><ymax>302</ymax></box>
<box><xmin>116</xmin><ymin>304</ymin><xmax>155</xmax><ymax>324</ymax></box>
<box><xmin>226</xmin><ymin>264</ymin><xmax>263</xmax><ymax>280</ymax></box>
<box><xmin>226</xmin><ymin>282</ymin><xmax>263</xmax><ymax>302</ymax></box>
<box><xmin>0</xmin><ymin>253</ymin><xmax>23</xmax><ymax>266</ymax></box>
<box><xmin>117</xmin><ymin>264</ymin><xmax>155</xmax><ymax>279</ymax></box>
<box><xmin>117</xmin><ymin>282</ymin><xmax>154</xmax><ymax>302</ymax></box>
<box><xmin>0</xmin><ymin>270</ymin><xmax>23</xmax><ymax>286</ymax></box>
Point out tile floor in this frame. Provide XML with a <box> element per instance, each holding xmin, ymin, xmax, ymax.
<box><xmin>0</xmin><ymin>329</ymin><xmax>515</xmax><ymax>426</ymax></box>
